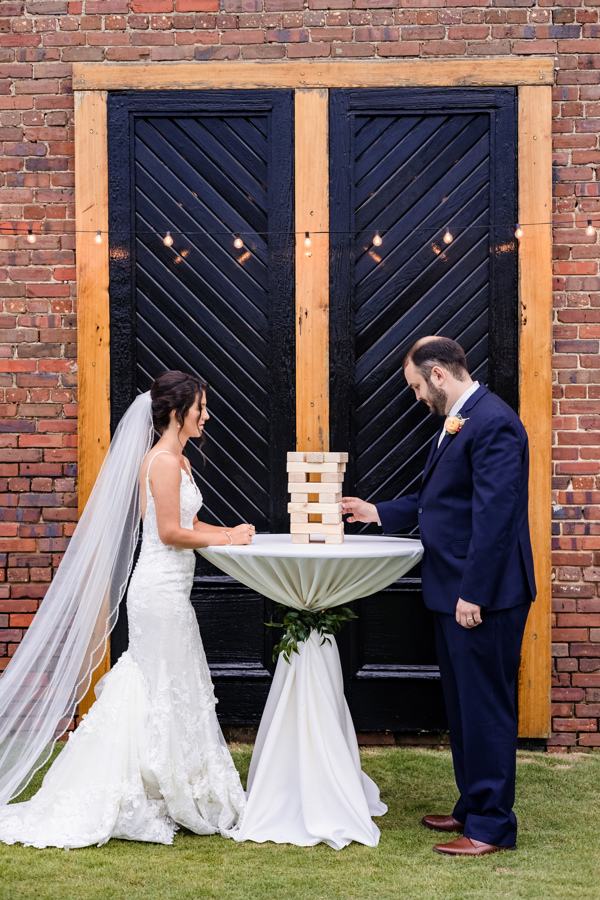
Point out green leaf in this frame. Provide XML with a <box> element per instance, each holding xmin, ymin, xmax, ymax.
<box><xmin>269</xmin><ymin>602</ymin><xmax>358</xmax><ymax>663</ymax></box>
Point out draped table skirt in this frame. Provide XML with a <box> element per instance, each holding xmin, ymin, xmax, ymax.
<box><xmin>199</xmin><ymin>534</ymin><xmax>423</xmax><ymax>849</ymax></box>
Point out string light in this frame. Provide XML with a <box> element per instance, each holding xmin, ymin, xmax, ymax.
<box><xmin>9</xmin><ymin>219</ymin><xmax>600</xmax><ymax>247</ymax></box>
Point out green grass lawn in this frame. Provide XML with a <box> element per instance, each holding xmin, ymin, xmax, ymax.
<box><xmin>1</xmin><ymin>745</ymin><xmax>599</xmax><ymax>900</ymax></box>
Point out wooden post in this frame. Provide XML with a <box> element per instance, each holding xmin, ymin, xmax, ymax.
<box><xmin>517</xmin><ymin>85</ymin><xmax>553</xmax><ymax>738</ymax></box>
<box><xmin>295</xmin><ymin>89</ymin><xmax>329</xmax><ymax>454</ymax></box>
<box><xmin>75</xmin><ymin>90</ymin><xmax>111</xmax><ymax>716</ymax></box>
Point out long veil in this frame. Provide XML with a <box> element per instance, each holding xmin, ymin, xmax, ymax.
<box><xmin>0</xmin><ymin>391</ymin><xmax>153</xmax><ymax>804</ymax></box>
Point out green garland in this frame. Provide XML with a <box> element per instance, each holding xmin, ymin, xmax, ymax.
<box><xmin>266</xmin><ymin>604</ymin><xmax>358</xmax><ymax>664</ymax></box>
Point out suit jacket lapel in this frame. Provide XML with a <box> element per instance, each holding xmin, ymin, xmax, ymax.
<box><xmin>422</xmin><ymin>429</ymin><xmax>452</xmax><ymax>483</ymax></box>
<box><xmin>420</xmin><ymin>384</ymin><xmax>489</xmax><ymax>489</ymax></box>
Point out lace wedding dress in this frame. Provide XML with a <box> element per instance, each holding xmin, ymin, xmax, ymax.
<box><xmin>0</xmin><ymin>452</ymin><xmax>246</xmax><ymax>849</ymax></box>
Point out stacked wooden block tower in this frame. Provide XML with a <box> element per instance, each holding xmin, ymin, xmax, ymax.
<box><xmin>287</xmin><ymin>451</ymin><xmax>348</xmax><ymax>544</ymax></box>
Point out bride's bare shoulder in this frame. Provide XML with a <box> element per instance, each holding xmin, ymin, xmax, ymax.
<box><xmin>140</xmin><ymin>449</ymin><xmax>180</xmax><ymax>481</ymax></box>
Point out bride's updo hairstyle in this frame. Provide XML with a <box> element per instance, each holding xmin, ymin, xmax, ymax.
<box><xmin>150</xmin><ymin>370</ymin><xmax>209</xmax><ymax>447</ymax></box>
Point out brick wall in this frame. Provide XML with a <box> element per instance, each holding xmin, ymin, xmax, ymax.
<box><xmin>1</xmin><ymin>0</ymin><xmax>599</xmax><ymax>749</ymax></box>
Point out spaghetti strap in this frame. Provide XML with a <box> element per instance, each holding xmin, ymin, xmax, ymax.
<box><xmin>146</xmin><ymin>450</ymin><xmax>175</xmax><ymax>482</ymax></box>
<box><xmin>145</xmin><ymin>451</ymin><xmax>177</xmax><ymax>499</ymax></box>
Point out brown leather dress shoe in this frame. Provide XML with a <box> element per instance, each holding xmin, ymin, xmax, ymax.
<box><xmin>433</xmin><ymin>836</ymin><xmax>517</xmax><ymax>856</ymax></box>
<box><xmin>421</xmin><ymin>814</ymin><xmax>465</xmax><ymax>833</ymax></box>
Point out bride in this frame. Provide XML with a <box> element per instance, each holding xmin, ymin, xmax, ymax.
<box><xmin>0</xmin><ymin>370</ymin><xmax>253</xmax><ymax>849</ymax></box>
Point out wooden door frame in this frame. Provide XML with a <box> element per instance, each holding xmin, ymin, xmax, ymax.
<box><xmin>74</xmin><ymin>59</ymin><xmax>553</xmax><ymax>736</ymax></box>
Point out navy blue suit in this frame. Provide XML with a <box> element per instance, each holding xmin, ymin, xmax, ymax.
<box><xmin>376</xmin><ymin>385</ymin><xmax>535</xmax><ymax>847</ymax></box>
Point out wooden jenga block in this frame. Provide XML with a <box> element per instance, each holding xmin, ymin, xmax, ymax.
<box><xmin>288</xmin><ymin>502</ymin><xmax>342</xmax><ymax>514</ymax></box>
<box><xmin>322</xmin><ymin>512</ymin><xmax>343</xmax><ymax>524</ymax></box>
<box><xmin>320</xmin><ymin>472</ymin><xmax>346</xmax><ymax>483</ymax></box>
<box><xmin>306</xmin><ymin>452</ymin><xmax>324</xmax><ymax>463</ymax></box>
<box><xmin>288</xmin><ymin>472</ymin><xmax>308</xmax><ymax>483</ymax></box>
<box><xmin>322</xmin><ymin>452</ymin><xmax>349</xmax><ymax>463</ymax></box>
<box><xmin>290</xmin><ymin>492</ymin><xmax>309</xmax><ymax>503</ymax></box>
<box><xmin>319</xmin><ymin>492</ymin><xmax>342</xmax><ymax>504</ymax></box>
<box><xmin>290</xmin><ymin>512</ymin><xmax>309</xmax><ymax>523</ymax></box>
<box><xmin>291</xmin><ymin>533</ymin><xmax>310</xmax><ymax>543</ymax></box>
<box><xmin>287</xmin><ymin>462</ymin><xmax>345</xmax><ymax>474</ymax></box>
<box><xmin>290</xmin><ymin>523</ymin><xmax>344</xmax><ymax>535</ymax></box>
<box><xmin>287</xmin><ymin>452</ymin><xmax>306</xmax><ymax>462</ymax></box>
<box><xmin>287</xmin><ymin>482</ymin><xmax>342</xmax><ymax>494</ymax></box>
<box><xmin>325</xmin><ymin>533</ymin><xmax>344</xmax><ymax>544</ymax></box>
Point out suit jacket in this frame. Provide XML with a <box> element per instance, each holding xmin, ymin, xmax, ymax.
<box><xmin>376</xmin><ymin>385</ymin><xmax>536</xmax><ymax>614</ymax></box>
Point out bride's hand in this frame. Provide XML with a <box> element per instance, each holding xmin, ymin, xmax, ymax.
<box><xmin>230</xmin><ymin>524</ymin><xmax>255</xmax><ymax>545</ymax></box>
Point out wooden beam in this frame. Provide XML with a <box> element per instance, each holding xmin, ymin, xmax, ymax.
<box><xmin>295</xmin><ymin>89</ymin><xmax>329</xmax><ymax>454</ymax></box>
<box><xmin>74</xmin><ymin>89</ymin><xmax>111</xmax><ymax>716</ymax></box>
<box><xmin>517</xmin><ymin>85</ymin><xmax>553</xmax><ymax>739</ymax></box>
<box><xmin>75</xmin><ymin>90</ymin><xmax>111</xmax><ymax>516</ymax></box>
<box><xmin>73</xmin><ymin>59</ymin><xmax>555</xmax><ymax>92</ymax></box>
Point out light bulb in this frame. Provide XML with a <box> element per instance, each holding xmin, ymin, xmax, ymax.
<box><xmin>94</xmin><ymin>230</ymin><xmax>102</xmax><ymax>244</ymax></box>
<box><xmin>586</xmin><ymin>220</ymin><xmax>595</xmax><ymax>237</ymax></box>
<box><xmin>304</xmin><ymin>231</ymin><xmax>311</xmax><ymax>248</ymax></box>
<box><xmin>514</xmin><ymin>224</ymin><xmax>523</xmax><ymax>239</ymax></box>
<box><xmin>373</xmin><ymin>231</ymin><xmax>382</xmax><ymax>247</ymax></box>
<box><xmin>26</xmin><ymin>229</ymin><xmax>36</xmax><ymax>244</ymax></box>
<box><xmin>443</xmin><ymin>228</ymin><xmax>453</xmax><ymax>245</ymax></box>
<box><xmin>234</xmin><ymin>234</ymin><xmax>244</xmax><ymax>249</ymax></box>
<box><xmin>163</xmin><ymin>231</ymin><xmax>173</xmax><ymax>247</ymax></box>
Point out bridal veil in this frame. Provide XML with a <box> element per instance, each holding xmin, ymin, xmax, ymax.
<box><xmin>0</xmin><ymin>391</ymin><xmax>153</xmax><ymax>804</ymax></box>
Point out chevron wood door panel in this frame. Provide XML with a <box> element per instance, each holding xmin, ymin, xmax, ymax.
<box><xmin>330</xmin><ymin>88</ymin><xmax>518</xmax><ymax>731</ymax></box>
<box><xmin>107</xmin><ymin>91</ymin><xmax>295</xmax><ymax>722</ymax></box>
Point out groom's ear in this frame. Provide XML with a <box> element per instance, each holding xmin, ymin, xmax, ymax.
<box><xmin>430</xmin><ymin>365</ymin><xmax>446</xmax><ymax>386</ymax></box>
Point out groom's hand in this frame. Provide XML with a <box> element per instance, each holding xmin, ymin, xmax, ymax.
<box><xmin>456</xmin><ymin>598</ymin><xmax>482</xmax><ymax>629</ymax></box>
<box><xmin>341</xmin><ymin>497</ymin><xmax>380</xmax><ymax>524</ymax></box>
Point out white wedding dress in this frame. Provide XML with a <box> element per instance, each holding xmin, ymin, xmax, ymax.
<box><xmin>0</xmin><ymin>452</ymin><xmax>246</xmax><ymax>849</ymax></box>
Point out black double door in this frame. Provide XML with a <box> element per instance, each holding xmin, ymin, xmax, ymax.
<box><xmin>107</xmin><ymin>87</ymin><xmax>518</xmax><ymax>731</ymax></box>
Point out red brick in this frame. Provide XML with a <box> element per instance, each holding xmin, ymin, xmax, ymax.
<box><xmin>221</xmin><ymin>29</ymin><xmax>264</xmax><ymax>42</ymax></box>
<box><xmin>130</xmin><ymin>0</ymin><xmax>172</xmax><ymax>10</ymax></box>
<box><xmin>9</xmin><ymin>612</ymin><xmax>34</xmax><ymax>626</ymax></box>
<box><xmin>378</xmin><ymin>41</ymin><xmax>420</xmax><ymax>55</ymax></box>
<box><xmin>175</xmin><ymin>0</ymin><xmax>217</xmax><ymax>8</ymax></box>
<box><xmin>422</xmin><ymin>40</ymin><xmax>466</xmax><ymax>55</ymax></box>
<box><xmin>0</xmin><ymin>599</ymin><xmax>37</xmax><ymax>613</ymax></box>
<box><xmin>553</xmin><ymin>717</ymin><xmax>597</xmax><ymax>731</ymax></box>
<box><xmin>570</xmin><ymin>642</ymin><xmax>600</xmax><ymax>656</ymax></box>
<box><xmin>552</xmin><ymin>687</ymin><xmax>585</xmax><ymax>701</ymax></box>
<box><xmin>286</xmin><ymin>41</ymin><xmax>330</xmax><ymax>56</ymax></box>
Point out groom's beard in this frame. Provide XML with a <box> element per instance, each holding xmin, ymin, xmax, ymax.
<box><xmin>422</xmin><ymin>382</ymin><xmax>448</xmax><ymax>417</ymax></box>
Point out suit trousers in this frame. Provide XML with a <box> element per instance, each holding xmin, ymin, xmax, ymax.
<box><xmin>433</xmin><ymin>602</ymin><xmax>531</xmax><ymax>847</ymax></box>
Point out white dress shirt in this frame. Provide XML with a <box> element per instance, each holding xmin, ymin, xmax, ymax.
<box><xmin>437</xmin><ymin>381</ymin><xmax>480</xmax><ymax>448</ymax></box>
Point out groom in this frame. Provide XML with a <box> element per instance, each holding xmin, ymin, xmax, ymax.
<box><xmin>342</xmin><ymin>337</ymin><xmax>535</xmax><ymax>857</ymax></box>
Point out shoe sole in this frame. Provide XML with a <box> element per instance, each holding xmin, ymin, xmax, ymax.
<box><xmin>433</xmin><ymin>845</ymin><xmax>517</xmax><ymax>856</ymax></box>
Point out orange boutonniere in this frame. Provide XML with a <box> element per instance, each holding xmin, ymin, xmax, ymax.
<box><xmin>444</xmin><ymin>413</ymin><xmax>468</xmax><ymax>437</ymax></box>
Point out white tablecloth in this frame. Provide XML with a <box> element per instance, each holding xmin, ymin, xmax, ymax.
<box><xmin>199</xmin><ymin>534</ymin><xmax>423</xmax><ymax>849</ymax></box>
